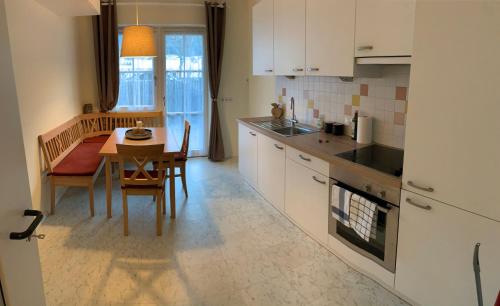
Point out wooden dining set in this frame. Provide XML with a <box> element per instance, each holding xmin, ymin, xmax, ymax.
<box><xmin>38</xmin><ymin>111</ymin><xmax>191</xmax><ymax>236</ymax></box>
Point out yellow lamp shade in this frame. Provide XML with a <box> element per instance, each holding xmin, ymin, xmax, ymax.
<box><xmin>121</xmin><ymin>25</ymin><xmax>157</xmax><ymax>57</ymax></box>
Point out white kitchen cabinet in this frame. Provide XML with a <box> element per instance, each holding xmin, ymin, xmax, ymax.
<box><xmin>355</xmin><ymin>0</ymin><xmax>415</xmax><ymax>57</ymax></box>
<box><xmin>238</xmin><ymin>123</ymin><xmax>258</xmax><ymax>189</ymax></box>
<box><xmin>258</xmin><ymin>134</ymin><xmax>286</xmax><ymax>212</ymax></box>
<box><xmin>285</xmin><ymin>158</ymin><xmax>329</xmax><ymax>245</ymax></box>
<box><xmin>274</xmin><ymin>0</ymin><xmax>306</xmax><ymax>76</ymax></box>
<box><xmin>403</xmin><ymin>2</ymin><xmax>500</xmax><ymax>221</ymax></box>
<box><xmin>306</xmin><ymin>0</ymin><xmax>355</xmax><ymax>76</ymax></box>
<box><xmin>396</xmin><ymin>190</ymin><xmax>500</xmax><ymax>306</ymax></box>
<box><xmin>252</xmin><ymin>0</ymin><xmax>274</xmax><ymax>75</ymax></box>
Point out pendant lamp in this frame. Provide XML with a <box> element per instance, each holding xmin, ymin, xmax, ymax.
<box><xmin>121</xmin><ymin>1</ymin><xmax>157</xmax><ymax>57</ymax></box>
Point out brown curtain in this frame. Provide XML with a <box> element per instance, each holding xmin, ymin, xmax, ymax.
<box><xmin>205</xmin><ymin>1</ymin><xmax>226</xmax><ymax>161</ymax></box>
<box><xmin>92</xmin><ymin>0</ymin><xmax>119</xmax><ymax>112</ymax></box>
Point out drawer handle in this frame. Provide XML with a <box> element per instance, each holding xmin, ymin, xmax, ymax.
<box><xmin>274</xmin><ymin>144</ymin><xmax>284</xmax><ymax>150</ymax></box>
<box><xmin>293</xmin><ymin>68</ymin><xmax>304</xmax><ymax>72</ymax></box>
<box><xmin>299</xmin><ymin>154</ymin><xmax>311</xmax><ymax>162</ymax></box>
<box><xmin>406</xmin><ymin>198</ymin><xmax>432</xmax><ymax>211</ymax></box>
<box><xmin>249</xmin><ymin>131</ymin><xmax>257</xmax><ymax>136</ymax></box>
<box><xmin>307</xmin><ymin>67</ymin><xmax>320</xmax><ymax>72</ymax></box>
<box><xmin>357</xmin><ymin>45</ymin><xmax>374</xmax><ymax>51</ymax></box>
<box><xmin>312</xmin><ymin>176</ymin><xmax>326</xmax><ymax>185</ymax></box>
<box><xmin>265</xmin><ymin>69</ymin><xmax>273</xmax><ymax>73</ymax></box>
<box><xmin>407</xmin><ymin>181</ymin><xmax>434</xmax><ymax>192</ymax></box>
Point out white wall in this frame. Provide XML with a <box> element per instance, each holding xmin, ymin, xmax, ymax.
<box><xmin>4</xmin><ymin>0</ymin><xmax>97</xmax><ymax>212</ymax></box>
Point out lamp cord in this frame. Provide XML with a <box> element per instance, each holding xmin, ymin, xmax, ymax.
<box><xmin>135</xmin><ymin>0</ymin><xmax>139</xmax><ymax>26</ymax></box>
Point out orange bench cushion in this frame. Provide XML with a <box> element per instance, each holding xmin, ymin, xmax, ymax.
<box><xmin>83</xmin><ymin>135</ymin><xmax>110</xmax><ymax>144</ymax></box>
<box><xmin>51</xmin><ymin>143</ymin><xmax>104</xmax><ymax>176</ymax></box>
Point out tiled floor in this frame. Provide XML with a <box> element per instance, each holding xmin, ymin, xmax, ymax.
<box><xmin>38</xmin><ymin>158</ymin><xmax>409</xmax><ymax>306</ymax></box>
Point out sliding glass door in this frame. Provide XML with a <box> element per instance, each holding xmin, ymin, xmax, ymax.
<box><xmin>164</xmin><ymin>32</ymin><xmax>207</xmax><ymax>156</ymax></box>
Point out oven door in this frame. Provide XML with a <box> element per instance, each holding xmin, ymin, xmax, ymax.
<box><xmin>328</xmin><ymin>180</ymin><xmax>399</xmax><ymax>273</ymax></box>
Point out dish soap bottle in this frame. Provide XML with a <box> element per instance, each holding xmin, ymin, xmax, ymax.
<box><xmin>351</xmin><ymin>111</ymin><xmax>359</xmax><ymax>140</ymax></box>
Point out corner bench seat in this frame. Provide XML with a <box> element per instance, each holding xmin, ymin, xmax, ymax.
<box><xmin>82</xmin><ymin>135</ymin><xmax>110</xmax><ymax>144</ymax></box>
<box><xmin>39</xmin><ymin>111</ymin><xmax>164</xmax><ymax>217</ymax></box>
<box><xmin>52</xmin><ymin>143</ymin><xmax>104</xmax><ymax>176</ymax></box>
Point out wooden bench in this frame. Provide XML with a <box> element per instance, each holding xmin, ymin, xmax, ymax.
<box><xmin>38</xmin><ymin>111</ymin><xmax>164</xmax><ymax>216</ymax></box>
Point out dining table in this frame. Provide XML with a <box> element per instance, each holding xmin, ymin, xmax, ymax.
<box><xmin>99</xmin><ymin>127</ymin><xmax>181</xmax><ymax>219</ymax></box>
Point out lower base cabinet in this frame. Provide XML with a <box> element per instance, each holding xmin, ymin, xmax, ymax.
<box><xmin>238</xmin><ymin>123</ymin><xmax>258</xmax><ymax>188</ymax></box>
<box><xmin>285</xmin><ymin>158</ymin><xmax>329</xmax><ymax>245</ymax></box>
<box><xmin>258</xmin><ymin>134</ymin><xmax>286</xmax><ymax>212</ymax></box>
<box><xmin>396</xmin><ymin>190</ymin><xmax>500</xmax><ymax>306</ymax></box>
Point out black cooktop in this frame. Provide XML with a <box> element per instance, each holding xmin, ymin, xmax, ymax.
<box><xmin>336</xmin><ymin>144</ymin><xmax>404</xmax><ymax>177</ymax></box>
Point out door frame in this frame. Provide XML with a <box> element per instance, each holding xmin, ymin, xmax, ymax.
<box><xmin>159</xmin><ymin>27</ymin><xmax>209</xmax><ymax>157</ymax></box>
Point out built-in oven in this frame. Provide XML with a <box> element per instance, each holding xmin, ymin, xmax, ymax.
<box><xmin>328</xmin><ymin>178</ymin><xmax>400</xmax><ymax>273</ymax></box>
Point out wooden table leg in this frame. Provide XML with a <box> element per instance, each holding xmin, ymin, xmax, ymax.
<box><xmin>169</xmin><ymin>154</ymin><xmax>176</xmax><ymax>219</ymax></box>
<box><xmin>105</xmin><ymin>157</ymin><xmax>112</xmax><ymax>218</ymax></box>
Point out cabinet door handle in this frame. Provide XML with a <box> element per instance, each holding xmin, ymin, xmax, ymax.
<box><xmin>249</xmin><ymin>131</ymin><xmax>257</xmax><ymax>136</ymax></box>
<box><xmin>307</xmin><ymin>67</ymin><xmax>320</xmax><ymax>72</ymax></box>
<box><xmin>407</xmin><ymin>181</ymin><xmax>434</xmax><ymax>192</ymax></box>
<box><xmin>299</xmin><ymin>154</ymin><xmax>311</xmax><ymax>162</ymax></box>
<box><xmin>406</xmin><ymin>198</ymin><xmax>432</xmax><ymax>211</ymax></box>
<box><xmin>292</xmin><ymin>68</ymin><xmax>304</xmax><ymax>72</ymax></box>
<box><xmin>313</xmin><ymin>176</ymin><xmax>326</xmax><ymax>185</ymax></box>
<box><xmin>357</xmin><ymin>45</ymin><xmax>374</xmax><ymax>51</ymax></box>
<box><xmin>265</xmin><ymin>69</ymin><xmax>273</xmax><ymax>73</ymax></box>
<box><xmin>274</xmin><ymin>144</ymin><xmax>284</xmax><ymax>150</ymax></box>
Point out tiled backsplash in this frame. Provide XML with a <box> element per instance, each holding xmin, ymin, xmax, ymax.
<box><xmin>276</xmin><ymin>66</ymin><xmax>410</xmax><ymax>149</ymax></box>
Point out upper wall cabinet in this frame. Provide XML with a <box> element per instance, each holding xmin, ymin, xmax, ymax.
<box><xmin>34</xmin><ymin>0</ymin><xmax>100</xmax><ymax>16</ymax></box>
<box><xmin>252</xmin><ymin>0</ymin><xmax>274</xmax><ymax>75</ymax></box>
<box><xmin>260</xmin><ymin>0</ymin><xmax>355</xmax><ymax>77</ymax></box>
<box><xmin>274</xmin><ymin>0</ymin><xmax>306</xmax><ymax>76</ymax></box>
<box><xmin>355</xmin><ymin>0</ymin><xmax>415</xmax><ymax>57</ymax></box>
<box><xmin>306</xmin><ymin>0</ymin><xmax>355</xmax><ymax>76</ymax></box>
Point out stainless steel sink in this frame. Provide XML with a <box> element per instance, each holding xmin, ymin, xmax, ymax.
<box><xmin>251</xmin><ymin>119</ymin><xmax>319</xmax><ymax>137</ymax></box>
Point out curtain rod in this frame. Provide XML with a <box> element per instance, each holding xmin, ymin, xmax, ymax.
<box><xmin>116</xmin><ymin>2</ymin><xmax>204</xmax><ymax>7</ymax></box>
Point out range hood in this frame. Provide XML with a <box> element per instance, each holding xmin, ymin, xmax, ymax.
<box><xmin>356</xmin><ymin>56</ymin><xmax>412</xmax><ymax>65</ymax></box>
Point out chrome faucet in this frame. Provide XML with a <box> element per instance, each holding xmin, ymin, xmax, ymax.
<box><xmin>290</xmin><ymin>97</ymin><xmax>298</xmax><ymax>125</ymax></box>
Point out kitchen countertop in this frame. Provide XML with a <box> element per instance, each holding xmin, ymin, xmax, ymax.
<box><xmin>237</xmin><ymin>117</ymin><xmax>402</xmax><ymax>189</ymax></box>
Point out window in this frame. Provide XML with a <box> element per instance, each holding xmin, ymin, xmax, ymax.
<box><xmin>165</xmin><ymin>33</ymin><xmax>206</xmax><ymax>156</ymax></box>
<box><xmin>117</xmin><ymin>33</ymin><xmax>155</xmax><ymax>110</ymax></box>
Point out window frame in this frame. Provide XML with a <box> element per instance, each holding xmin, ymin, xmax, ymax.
<box><xmin>116</xmin><ymin>27</ymin><xmax>161</xmax><ymax>112</ymax></box>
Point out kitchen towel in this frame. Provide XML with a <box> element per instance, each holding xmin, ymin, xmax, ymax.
<box><xmin>349</xmin><ymin>194</ymin><xmax>378</xmax><ymax>241</ymax></box>
<box><xmin>357</xmin><ymin>116</ymin><xmax>373</xmax><ymax>144</ymax></box>
<box><xmin>331</xmin><ymin>185</ymin><xmax>352</xmax><ymax>226</ymax></box>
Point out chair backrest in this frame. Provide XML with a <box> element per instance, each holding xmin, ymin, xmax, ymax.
<box><xmin>38</xmin><ymin>117</ymin><xmax>85</xmax><ymax>172</ymax></box>
<box><xmin>181</xmin><ymin>120</ymin><xmax>191</xmax><ymax>155</ymax></box>
<box><xmin>116</xmin><ymin>144</ymin><xmax>165</xmax><ymax>188</ymax></box>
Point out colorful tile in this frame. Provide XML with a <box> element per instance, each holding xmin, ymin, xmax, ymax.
<box><xmin>344</xmin><ymin>105</ymin><xmax>352</xmax><ymax>116</ymax></box>
<box><xmin>352</xmin><ymin>95</ymin><xmax>360</xmax><ymax>107</ymax></box>
<box><xmin>278</xmin><ymin>95</ymin><xmax>283</xmax><ymax>103</ymax></box>
<box><xmin>395</xmin><ymin>87</ymin><xmax>407</xmax><ymax>101</ymax></box>
<box><xmin>313</xmin><ymin>109</ymin><xmax>320</xmax><ymax>118</ymax></box>
<box><xmin>307</xmin><ymin>99</ymin><xmax>315</xmax><ymax>109</ymax></box>
<box><xmin>360</xmin><ymin>84</ymin><xmax>369</xmax><ymax>96</ymax></box>
<box><xmin>394</xmin><ymin>112</ymin><xmax>406</xmax><ymax>125</ymax></box>
<box><xmin>282</xmin><ymin>88</ymin><xmax>287</xmax><ymax>96</ymax></box>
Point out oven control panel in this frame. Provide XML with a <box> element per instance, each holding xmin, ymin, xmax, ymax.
<box><xmin>330</xmin><ymin>162</ymin><xmax>401</xmax><ymax>206</ymax></box>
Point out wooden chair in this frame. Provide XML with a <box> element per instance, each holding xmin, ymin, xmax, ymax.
<box><xmin>116</xmin><ymin>144</ymin><xmax>168</xmax><ymax>236</ymax></box>
<box><xmin>175</xmin><ymin>120</ymin><xmax>191</xmax><ymax>197</ymax></box>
